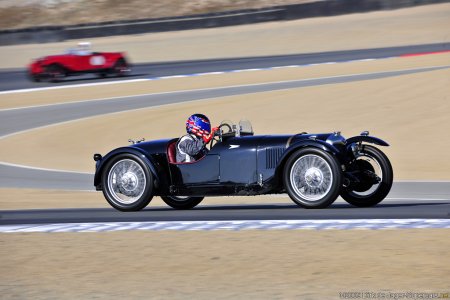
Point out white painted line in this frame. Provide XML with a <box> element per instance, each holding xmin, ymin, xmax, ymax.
<box><xmin>157</xmin><ymin>75</ymin><xmax>189</xmax><ymax>79</ymax></box>
<box><xmin>1</xmin><ymin>219</ymin><xmax>449</xmax><ymax>233</ymax></box>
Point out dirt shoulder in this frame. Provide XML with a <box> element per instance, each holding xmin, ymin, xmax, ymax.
<box><xmin>0</xmin><ymin>0</ymin><xmax>314</xmax><ymax>30</ymax></box>
<box><xmin>0</xmin><ymin>4</ymin><xmax>449</xmax><ymax>69</ymax></box>
<box><xmin>1</xmin><ymin>229</ymin><xmax>448</xmax><ymax>299</ymax></box>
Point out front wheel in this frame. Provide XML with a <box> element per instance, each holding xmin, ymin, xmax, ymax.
<box><xmin>284</xmin><ymin>148</ymin><xmax>341</xmax><ymax>208</ymax></box>
<box><xmin>101</xmin><ymin>154</ymin><xmax>153</xmax><ymax>211</ymax></box>
<box><xmin>341</xmin><ymin>145</ymin><xmax>393</xmax><ymax>207</ymax></box>
<box><xmin>112</xmin><ymin>58</ymin><xmax>130</xmax><ymax>77</ymax></box>
<box><xmin>161</xmin><ymin>196</ymin><xmax>204</xmax><ymax>210</ymax></box>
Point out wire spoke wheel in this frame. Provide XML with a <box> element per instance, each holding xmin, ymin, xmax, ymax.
<box><xmin>284</xmin><ymin>148</ymin><xmax>341</xmax><ymax>209</ymax></box>
<box><xmin>107</xmin><ymin>159</ymin><xmax>146</xmax><ymax>204</ymax></box>
<box><xmin>290</xmin><ymin>154</ymin><xmax>333</xmax><ymax>201</ymax></box>
<box><xmin>102</xmin><ymin>155</ymin><xmax>153</xmax><ymax>211</ymax></box>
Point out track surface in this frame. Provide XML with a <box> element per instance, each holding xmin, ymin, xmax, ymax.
<box><xmin>1</xmin><ymin>43</ymin><xmax>450</xmax><ymax>92</ymax></box>
<box><xmin>1</xmin><ymin>44</ymin><xmax>449</xmax><ymax>225</ymax></box>
<box><xmin>1</xmin><ymin>192</ymin><xmax>449</xmax><ymax>225</ymax></box>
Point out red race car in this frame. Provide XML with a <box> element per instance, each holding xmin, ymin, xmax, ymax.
<box><xmin>28</xmin><ymin>42</ymin><xmax>131</xmax><ymax>82</ymax></box>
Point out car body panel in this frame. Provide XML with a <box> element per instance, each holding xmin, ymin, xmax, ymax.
<box><xmin>217</xmin><ymin>135</ymin><xmax>262</xmax><ymax>185</ymax></box>
<box><xmin>170</xmin><ymin>153</ymin><xmax>220</xmax><ymax>185</ymax></box>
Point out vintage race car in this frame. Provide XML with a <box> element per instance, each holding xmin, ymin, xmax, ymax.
<box><xmin>28</xmin><ymin>42</ymin><xmax>130</xmax><ymax>82</ymax></box>
<box><xmin>93</xmin><ymin>120</ymin><xmax>393</xmax><ymax>211</ymax></box>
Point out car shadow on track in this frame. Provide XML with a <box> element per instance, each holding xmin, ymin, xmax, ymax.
<box><xmin>144</xmin><ymin>201</ymin><xmax>449</xmax><ymax>212</ymax></box>
<box><xmin>2</xmin><ymin>202</ymin><xmax>447</xmax><ymax>215</ymax></box>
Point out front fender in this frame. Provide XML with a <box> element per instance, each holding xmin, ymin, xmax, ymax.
<box><xmin>94</xmin><ymin>147</ymin><xmax>160</xmax><ymax>189</ymax></box>
<box><xmin>346</xmin><ymin>136</ymin><xmax>389</xmax><ymax>146</ymax></box>
<box><xmin>273</xmin><ymin>139</ymin><xmax>341</xmax><ymax>185</ymax></box>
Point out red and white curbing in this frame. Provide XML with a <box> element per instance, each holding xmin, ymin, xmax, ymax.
<box><xmin>1</xmin><ymin>219</ymin><xmax>449</xmax><ymax>233</ymax></box>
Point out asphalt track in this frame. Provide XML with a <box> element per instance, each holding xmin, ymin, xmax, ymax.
<box><xmin>1</xmin><ymin>42</ymin><xmax>450</xmax><ymax>92</ymax></box>
<box><xmin>1</xmin><ymin>197</ymin><xmax>450</xmax><ymax>226</ymax></box>
<box><xmin>1</xmin><ymin>44</ymin><xmax>449</xmax><ymax>225</ymax></box>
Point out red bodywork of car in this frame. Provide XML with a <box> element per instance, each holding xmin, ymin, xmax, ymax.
<box><xmin>28</xmin><ymin>51</ymin><xmax>129</xmax><ymax>80</ymax></box>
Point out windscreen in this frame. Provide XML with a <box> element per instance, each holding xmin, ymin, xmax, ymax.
<box><xmin>239</xmin><ymin>119</ymin><xmax>253</xmax><ymax>135</ymax></box>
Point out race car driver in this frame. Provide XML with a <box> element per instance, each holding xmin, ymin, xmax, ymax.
<box><xmin>176</xmin><ymin>114</ymin><xmax>218</xmax><ymax>163</ymax></box>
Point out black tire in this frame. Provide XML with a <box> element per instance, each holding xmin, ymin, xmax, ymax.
<box><xmin>112</xmin><ymin>58</ymin><xmax>129</xmax><ymax>77</ymax></box>
<box><xmin>161</xmin><ymin>196</ymin><xmax>204</xmax><ymax>210</ymax></box>
<box><xmin>341</xmin><ymin>145</ymin><xmax>393</xmax><ymax>207</ymax></box>
<box><xmin>284</xmin><ymin>148</ymin><xmax>341</xmax><ymax>208</ymax></box>
<box><xmin>101</xmin><ymin>154</ymin><xmax>154</xmax><ymax>211</ymax></box>
<box><xmin>46</xmin><ymin>64</ymin><xmax>66</xmax><ymax>82</ymax></box>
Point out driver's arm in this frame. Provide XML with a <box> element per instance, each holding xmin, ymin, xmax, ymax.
<box><xmin>178</xmin><ymin>136</ymin><xmax>205</xmax><ymax>157</ymax></box>
<box><xmin>202</xmin><ymin>127</ymin><xmax>219</xmax><ymax>144</ymax></box>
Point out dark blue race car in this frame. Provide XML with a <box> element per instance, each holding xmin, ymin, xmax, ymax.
<box><xmin>94</xmin><ymin>120</ymin><xmax>393</xmax><ymax>211</ymax></box>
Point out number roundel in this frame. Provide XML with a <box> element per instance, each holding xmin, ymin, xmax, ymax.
<box><xmin>90</xmin><ymin>56</ymin><xmax>106</xmax><ymax>66</ymax></box>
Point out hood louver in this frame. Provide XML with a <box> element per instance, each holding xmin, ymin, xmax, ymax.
<box><xmin>266</xmin><ymin>147</ymin><xmax>284</xmax><ymax>169</ymax></box>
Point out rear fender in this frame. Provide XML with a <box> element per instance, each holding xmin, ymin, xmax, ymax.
<box><xmin>94</xmin><ymin>147</ymin><xmax>160</xmax><ymax>190</ymax></box>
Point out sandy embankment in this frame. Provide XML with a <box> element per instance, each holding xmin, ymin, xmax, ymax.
<box><xmin>0</xmin><ymin>3</ymin><xmax>449</xmax><ymax>69</ymax></box>
<box><xmin>1</xmin><ymin>230</ymin><xmax>449</xmax><ymax>299</ymax></box>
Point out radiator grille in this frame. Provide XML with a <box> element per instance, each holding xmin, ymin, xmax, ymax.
<box><xmin>266</xmin><ymin>147</ymin><xmax>284</xmax><ymax>169</ymax></box>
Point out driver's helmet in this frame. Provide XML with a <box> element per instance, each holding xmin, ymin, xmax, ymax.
<box><xmin>186</xmin><ymin>113</ymin><xmax>211</xmax><ymax>137</ymax></box>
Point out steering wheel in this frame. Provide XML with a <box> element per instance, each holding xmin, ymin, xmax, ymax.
<box><xmin>209</xmin><ymin>123</ymin><xmax>232</xmax><ymax>149</ymax></box>
<box><xmin>219</xmin><ymin>123</ymin><xmax>232</xmax><ymax>133</ymax></box>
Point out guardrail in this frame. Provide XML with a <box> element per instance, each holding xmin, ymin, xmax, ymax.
<box><xmin>1</xmin><ymin>0</ymin><xmax>448</xmax><ymax>46</ymax></box>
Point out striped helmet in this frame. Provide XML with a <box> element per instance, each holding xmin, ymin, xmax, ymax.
<box><xmin>186</xmin><ymin>114</ymin><xmax>211</xmax><ymax>137</ymax></box>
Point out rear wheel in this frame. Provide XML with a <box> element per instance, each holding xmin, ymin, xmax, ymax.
<box><xmin>161</xmin><ymin>196</ymin><xmax>204</xmax><ymax>210</ymax></box>
<box><xmin>46</xmin><ymin>64</ymin><xmax>66</xmax><ymax>82</ymax></box>
<box><xmin>28</xmin><ymin>73</ymin><xmax>41</xmax><ymax>82</ymax></box>
<box><xmin>284</xmin><ymin>148</ymin><xmax>341</xmax><ymax>208</ymax></box>
<box><xmin>101</xmin><ymin>154</ymin><xmax>153</xmax><ymax>211</ymax></box>
<box><xmin>341</xmin><ymin>145</ymin><xmax>393</xmax><ymax>207</ymax></box>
